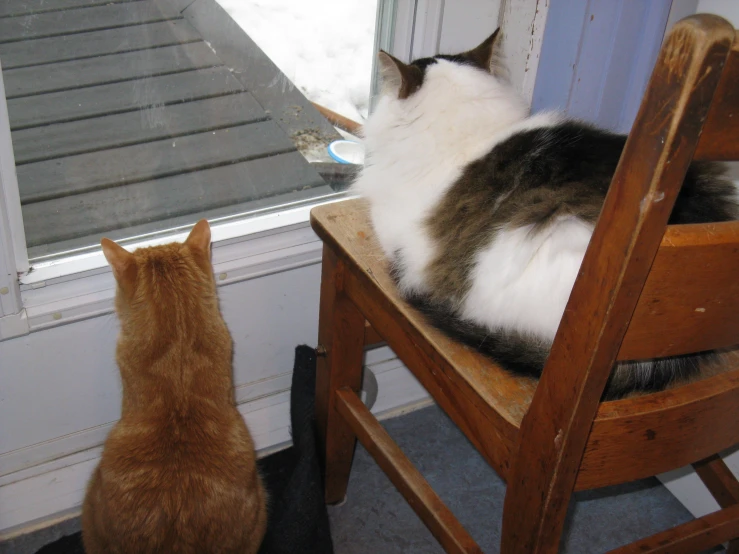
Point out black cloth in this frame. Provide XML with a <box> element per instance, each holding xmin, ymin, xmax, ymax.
<box><xmin>258</xmin><ymin>345</ymin><xmax>333</xmax><ymax>554</ymax></box>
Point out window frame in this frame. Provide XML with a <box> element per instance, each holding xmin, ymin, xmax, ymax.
<box><xmin>0</xmin><ymin>0</ymin><xmax>445</xmax><ymax>341</ymax></box>
<box><xmin>0</xmin><ymin>0</ymin><xmax>558</xmax><ymax>341</ymax></box>
<box><xmin>0</xmin><ymin>59</ymin><xmax>27</xmax><ymax>340</ymax></box>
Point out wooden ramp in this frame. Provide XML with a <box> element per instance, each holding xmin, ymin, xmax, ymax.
<box><xmin>0</xmin><ymin>0</ymin><xmax>342</xmax><ymax>259</ymax></box>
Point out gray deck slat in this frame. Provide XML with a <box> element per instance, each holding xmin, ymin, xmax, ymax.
<box><xmin>0</xmin><ymin>20</ymin><xmax>201</xmax><ymax>70</ymax></box>
<box><xmin>8</xmin><ymin>0</ymin><xmax>339</xmax><ymax>258</ymax></box>
<box><xmin>4</xmin><ymin>42</ymin><xmax>221</xmax><ymax>99</ymax></box>
<box><xmin>19</xmin><ymin>121</ymin><xmax>295</xmax><ymax>202</ymax></box>
<box><xmin>0</xmin><ymin>2</ymin><xmax>181</xmax><ymax>44</ymax></box>
<box><xmin>0</xmin><ymin>0</ymin><xmax>141</xmax><ymax>18</ymax></box>
<box><xmin>23</xmin><ymin>152</ymin><xmax>327</xmax><ymax>247</ymax></box>
<box><xmin>183</xmin><ymin>0</ymin><xmax>340</xmax><ymax>142</ymax></box>
<box><xmin>8</xmin><ymin>67</ymin><xmax>243</xmax><ymax>130</ymax></box>
<box><xmin>152</xmin><ymin>0</ymin><xmax>193</xmax><ymax>13</ymax></box>
<box><xmin>12</xmin><ymin>93</ymin><xmax>268</xmax><ymax>164</ymax></box>
<box><xmin>26</xmin><ymin>185</ymin><xmax>334</xmax><ymax>259</ymax></box>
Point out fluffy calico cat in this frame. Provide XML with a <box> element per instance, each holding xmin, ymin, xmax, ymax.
<box><xmin>353</xmin><ymin>29</ymin><xmax>739</xmax><ymax>399</ymax></box>
<box><xmin>82</xmin><ymin>220</ymin><xmax>267</xmax><ymax>554</ymax></box>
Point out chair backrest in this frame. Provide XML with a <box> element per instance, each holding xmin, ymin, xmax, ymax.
<box><xmin>618</xmin><ymin>32</ymin><xmax>739</xmax><ymax>361</ymax></box>
<box><xmin>618</xmin><ymin>221</ymin><xmax>739</xmax><ymax>360</ymax></box>
<box><xmin>503</xmin><ymin>15</ymin><xmax>739</xmax><ymax>552</ymax></box>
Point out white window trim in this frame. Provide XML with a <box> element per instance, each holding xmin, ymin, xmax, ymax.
<box><xmin>2</xmin><ymin>194</ymin><xmax>350</xmax><ymax>341</ymax></box>
<box><xmin>21</xmin><ymin>193</ymin><xmax>344</xmax><ymax>286</ymax></box>
<box><xmin>391</xmin><ymin>0</ymin><xmax>416</xmax><ymax>61</ymax></box>
<box><xmin>0</xmin><ymin>62</ymin><xmax>27</xmax><ymax>278</ymax></box>
<box><xmin>0</xmin><ymin>0</ymin><xmax>526</xmax><ymax>341</ymax></box>
<box><xmin>0</xmin><ymin>0</ymin><xmax>453</xmax><ymax>343</ymax></box>
<box><xmin>370</xmin><ymin>0</ymin><xmax>443</xmax><ymax>109</ymax></box>
<box><xmin>410</xmin><ymin>0</ymin><xmax>446</xmax><ymax>59</ymax></box>
<box><xmin>0</xmin><ymin>59</ymin><xmax>28</xmax><ymax>340</ymax></box>
<box><xmin>498</xmin><ymin>0</ymin><xmax>550</xmax><ymax>105</ymax></box>
<box><xmin>390</xmin><ymin>0</ymin><xmax>445</xmax><ymax>62</ymax></box>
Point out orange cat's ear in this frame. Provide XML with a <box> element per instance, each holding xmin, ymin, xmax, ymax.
<box><xmin>185</xmin><ymin>219</ymin><xmax>211</xmax><ymax>254</ymax></box>
<box><xmin>101</xmin><ymin>238</ymin><xmax>136</xmax><ymax>286</ymax></box>
<box><xmin>378</xmin><ymin>51</ymin><xmax>423</xmax><ymax>99</ymax></box>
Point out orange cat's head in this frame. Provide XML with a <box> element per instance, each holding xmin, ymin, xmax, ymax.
<box><xmin>100</xmin><ymin>220</ymin><xmax>218</xmax><ymax>338</ymax></box>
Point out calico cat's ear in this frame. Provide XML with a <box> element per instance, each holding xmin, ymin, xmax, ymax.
<box><xmin>185</xmin><ymin>219</ymin><xmax>211</xmax><ymax>254</ymax></box>
<box><xmin>101</xmin><ymin>238</ymin><xmax>136</xmax><ymax>286</ymax></box>
<box><xmin>464</xmin><ymin>28</ymin><xmax>504</xmax><ymax>76</ymax></box>
<box><xmin>378</xmin><ymin>51</ymin><xmax>424</xmax><ymax>99</ymax></box>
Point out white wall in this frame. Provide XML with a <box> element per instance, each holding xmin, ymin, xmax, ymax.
<box><xmin>440</xmin><ymin>0</ymin><xmax>548</xmax><ymax>104</ymax></box>
<box><xmin>697</xmin><ymin>0</ymin><xmax>739</xmax><ymax>21</ymax></box>
<box><xmin>0</xmin><ymin>264</ymin><xmax>320</xmax><ymax>456</ymax></box>
<box><xmin>439</xmin><ymin>0</ymin><xmax>502</xmax><ymax>54</ymax></box>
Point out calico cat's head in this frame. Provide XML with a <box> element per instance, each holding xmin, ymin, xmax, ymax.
<box><xmin>101</xmin><ymin>220</ymin><xmax>218</xmax><ymax>337</ymax></box>
<box><xmin>377</xmin><ymin>28</ymin><xmax>505</xmax><ymax>101</ymax></box>
<box><xmin>362</xmin><ymin>28</ymin><xmax>528</xmax><ymax>160</ymax></box>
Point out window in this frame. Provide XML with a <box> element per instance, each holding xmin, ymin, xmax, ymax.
<box><xmin>0</xmin><ymin>0</ymin><xmax>471</xmax><ymax>341</ymax></box>
<box><xmin>0</xmin><ymin>0</ymin><xmax>400</xmax><ymax>270</ymax></box>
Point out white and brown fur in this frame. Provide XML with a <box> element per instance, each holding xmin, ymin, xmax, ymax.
<box><xmin>353</xmin><ymin>29</ymin><xmax>739</xmax><ymax>399</ymax></box>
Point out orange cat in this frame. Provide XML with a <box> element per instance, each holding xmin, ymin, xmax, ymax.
<box><xmin>82</xmin><ymin>220</ymin><xmax>267</xmax><ymax>554</ymax></box>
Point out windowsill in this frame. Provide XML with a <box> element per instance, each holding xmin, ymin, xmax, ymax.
<box><xmin>1</xmin><ymin>193</ymin><xmax>351</xmax><ymax>341</ymax></box>
<box><xmin>21</xmin><ymin>192</ymin><xmax>346</xmax><ymax>286</ymax></box>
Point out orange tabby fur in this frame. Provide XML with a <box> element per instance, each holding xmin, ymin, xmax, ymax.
<box><xmin>82</xmin><ymin>220</ymin><xmax>267</xmax><ymax>554</ymax></box>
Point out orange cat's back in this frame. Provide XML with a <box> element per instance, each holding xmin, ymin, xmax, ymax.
<box><xmin>82</xmin><ymin>221</ymin><xmax>267</xmax><ymax>554</ymax></box>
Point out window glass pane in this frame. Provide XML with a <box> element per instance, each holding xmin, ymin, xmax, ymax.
<box><xmin>0</xmin><ymin>0</ymin><xmax>379</xmax><ymax>262</ymax></box>
<box><xmin>219</xmin><ymin>0</ymin><xmax>377</xmax><ymax>124</ymax></box>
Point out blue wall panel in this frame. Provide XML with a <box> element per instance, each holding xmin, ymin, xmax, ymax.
<box><xmin>532</xmin><ymin>0</ymin><xmax>672</xmax><ymax>133</ymax></box>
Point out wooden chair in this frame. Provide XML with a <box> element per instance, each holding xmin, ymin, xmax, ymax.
<box><xmin>309</xmin><ymin>14</ymin><xmax>739</xmax><ymax>553</ymax></box>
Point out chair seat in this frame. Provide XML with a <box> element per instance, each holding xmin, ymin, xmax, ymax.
<box><xmin>312</xmin><ymin>18</ymin><xmax>739</xmax><ymax>552</ymax></box>
<box><xmin>311</xmin><ymin>199</ymin><xmax>538</xmax><ymax>453</ymax></box>
<box><xmin>312</xmin><ymin>198</ymin><xmax>739</xmax><ymax>490</ymax></box>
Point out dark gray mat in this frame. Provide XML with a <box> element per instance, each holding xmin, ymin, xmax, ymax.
<box><xmin>5</xmin><ymin>381</ymin><xmax>713</xmax><ymax>553</ymax></box>
<box><xmin>328</xmin><ymin>404</ymin><xmax>698</xmax><ymax>553</ymax></box>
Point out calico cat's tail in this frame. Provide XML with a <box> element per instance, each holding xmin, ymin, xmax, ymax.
<box><xmin>403</xmin><ymin>292</ymin><xmax>550</xmax><ymax>379</ymax></box>
<box><xmin>404</xmin><ymin>291</ymin><xmax>710</xmax><ymax>400</ymax></box>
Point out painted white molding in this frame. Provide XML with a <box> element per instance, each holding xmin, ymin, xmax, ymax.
<box><xmin>498</xmin><ymin>0</ymin><xmax>549</xmax><ymax>104</ymax></box>
<box><xmin>391</xmin><ymin>0</ymin><xmax>418</xmax><ymax>62</ymax></box>
<box><xmin>438</xmin><ymin>0</ymin><xmax>502</xmax><ymax>54</ymax></box>
<box><xmin>0</xmin><ymin>213</ymin><xmax>339</xmax><ymax>342</ymax></box>
<box><xmin>0</xmin><ymin>60</ymin><xmax>26</xmax><ymax>321</ymax></box>
<box><xmin>0</xmin><ymin>370</ymin><xmax>293</xmax><ymax>480</ymax></box>
<box><xmin>0</xmin><ymin>346</ymin><xmax>407</xmax><ymax>483</ymax></box>
<box><xmin>370</xmin><ymin>0</ymin><xmax>398</xmax><ymax>109</ymax></box>
<box><xmin>0</xmin><ymin>348</ymin><xmax>429</xmax><ymax>533</ymax></box>
<box><xmin>20</xmin><ymin>194</ymin><xmax>347</xmax><ymax>286</ymax></box>
<box><xmin>389</xmin><ymin>0</ymin><xmax>446</xmax><ymax>63</ymax></box>
<box><xmin>410</xmin><ymin>0</ymin><xmax>446</xmax><ymax>59</ymax></box>
<box><xmin>0</xmin><ymin>309</ymin><xmax>28</xmax><ymax>341</ymax></box>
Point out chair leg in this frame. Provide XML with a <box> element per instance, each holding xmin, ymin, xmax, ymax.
<box><xmin>606</xmin><ymin>502</ymin><xmax>739</xmax><ymax>554</ymax></box>
<box><xmin>692</xmin><ymin>453</ymin><xmax>739</xmax><ymax>553</ymax></box>
<box><xmin>315</xmin><ymin>245</ymin><xmax>366</xmax><ymax>504</ymax></box>
<box><xmin>500</xmin><ymin>471</ymin><xmax>573</xmax><ymax>554</ymax></box>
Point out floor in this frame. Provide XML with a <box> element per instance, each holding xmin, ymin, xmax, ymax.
<box><xmin>327</xmin><ymin>405</ymin><xmax>702</xmax><ymax>553</ymax></box>
<box><xmin>4</xmin><ymin>403</ymin><xmax>715</xmax><ymax>554</ymax></box>
<box><xmin>0</xmin><ymin>0</ymin><xmax>340</xmax><ymax>260</ymax></box>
